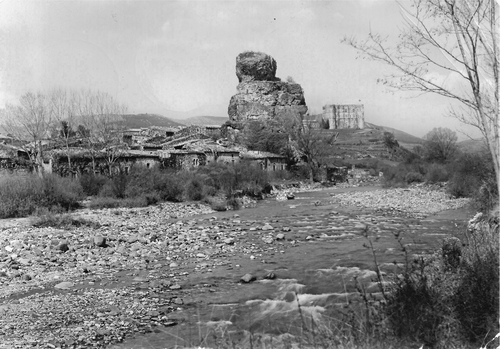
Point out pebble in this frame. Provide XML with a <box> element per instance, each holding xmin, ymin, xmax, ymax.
<box><xmin>0</xmin><ymin>185</ymin><xmax>472</xmax><ymax>348</ymax></box>
<box><xmin>54</xmin><ymin>281</ymin><xmax>74</xmax><ymax>290</ymax></box>
<box><xmin>331</xmin><ymin>184</ymin><xmax>470</xmax><ymax>218</ymax></box>
<box><xmin>240</xmin><ymin>273</ymin><xmax>256</xmax><ymax>283</ymax></box>
<box><xmin>93</xmin><ymin>235</ymin><xmax>106</xmax><ymax>247</ymax></box>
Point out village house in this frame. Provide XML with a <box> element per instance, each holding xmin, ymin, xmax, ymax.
<box><xmin>240</xmin><ymin>150</ymin><xmax>287</xmax><ymax>171</ymax></box>
<box><xmin>159</xmin><ymin>149</ymin><xmax>206</xmax><ymax>170</ymax></box>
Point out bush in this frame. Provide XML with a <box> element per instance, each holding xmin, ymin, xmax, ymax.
<box><xmin>369</xmin><ymin>216</ymin><xmax>499</xmax><ymax>348</ymax></box>
<box><xmin>88</xmin><ymin>197</ymin><xmax>121</xmax><ymax>209</ymax></box>
<box><xmin>42</xmin><ymin>174</ymin><xmax>84</xmax><ymax>210</ymax></box>
<box><xmin>154</xmin><ymin>174</ymin><xmax>185</xmax><ymax>202</ymax></box>
<box><xmin>0</xmin><ymin>174</ymin><xmax>83</xmax><ymax>218</ymax></box>
<box><xmin>204</xmin><ymin>196</ymin><xmax>227</xmax><ymax>211</ymax></box>
<box><xmin>227</xmin><ymin>196</ymin><xmax>242</xmax><ymax>210</ymax></box>
<box><xmin>455</xmin><ymin>217</ymin><xmax>499</xmax><ymax>344</ymax></box>
<box><xmin>384</xmin><ymin>254</ymin><xmax>459</xmax><ymax>348</ymax></box>
<box><xmin>110</xmin><ymin>170</ymin><xmax>129</xmax><ymax>199</ymax></box>
<box><xmin>446</xmin><ymin>152</ymin><xmax>495</xmax><ymax>201</ymax></box>
<box><xmin>475</xmin><ymin>177</ymin><xmax>498</xmax><ymax>212</ymax></box>
<box><xmin>79</xmin><ymin>174</ymin><xmax>108</xmax><ymax>196</ymax></box>
<box><xmin>381</xmin><ymin>166</ymin><xmax>408</xmax><ymax>188</ymax></box>
<box><xmin>425</xmin><ymin>163</ymin><xmax>449</xmax><ymax>183</ymax></box>
<box><xmin>0</xmin><ymin>174</ymin><xmax>44</xmax><ymax>218</ymax></box>
<box><xmin>404</xmin><ymin>171</ymin><xmax>423</xmax><ymax>184</ymax></box>
<box><xmin>186</xmin><ymin>178</ymin><xmax>204</xmax><ymax>201</ymax></box>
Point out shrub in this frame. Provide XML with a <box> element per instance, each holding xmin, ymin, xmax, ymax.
<box><xmin>384</xmin><ymin>254</ymin><xmax>459</xmax><ymax>348</ymax></box>
<box><xmin>227</xmin><ymin>196</ymin><xmax>242</xmax><ymax>210</ymax></box>
<box><xmin>88</xmin><ymin>196</ymin><xmax>149</xmax><ymax>209</ymax></box>
<box><xmin>446</xmin><ymin>152</ymin><xmax>495</xmax><ymax>201</ymax></box>
<box><xmin>425</xmin><ymin>163</ymin><xmax>449</xmax><ymax>183</ymax></box>
<box><xmin>0</xmin><ymin>174</ymin><xmax>44</xmax><ymax>218</ymax></box>
<box><xmin>79</xmin><ymin>174</ymin><xmax>108</xmax><ymax>196</ymax></box>
<box><xmin>381</xmin><ymin>166</ymin><xmax>408</xmax><ymax>188</ymax></box>
<box><xmin>455</xmin><ymin>217</ymin><xmax>499</xmax><ymax>344</ymax></box>
<box><xmin>88</xmin><ymin>197</ymin><xmax>122</xmax><ymax>209</ymax></box>
<box><xmin>404</xmin><ymin>171</ymin><xmax>423</xmax><ymax>184</ymax></box>
<box><xmin>31</xmin><ymin>212</ymin><xmax>100</xmax><ymax>229</ymax></box>
<box><xmin>154</xmin><ymin>174</ymin><xmax>185</xmax><ymax>202</ymax></box>
<box><xmin>475</xmin><ymin>177</ymin><xmax>498</xmax><ymax>212</ymax></box>
<box><xmin>369</xmin><ymin>216</ymin><xmax>499</xmax><ymax>348</ymax></box>
<box><xmin>204</xmin><ymin>196</ymin><xmax>227</xmax><ymax>211</ymax></box>
<box><xmin>110</xmin><ymin>170</ymin><xmax>129</xmax><ymax>199</ymax></box>
<box><xmin>42</xmin><ymin>174</ymin><xmax>84</xmax><ymax>210</ymax></box>
<box><xmin>0</xmin><ymin>174</ymin><xmax>83</xmax><ymax>218</ymax></box>
<box><xmin>186</xmin><ymin>178</ymin><xmax>204</xmax><ymax>201</ymax></box>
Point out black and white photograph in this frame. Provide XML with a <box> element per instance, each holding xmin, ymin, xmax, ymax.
<box><xmin>0</xmin><ymin>0</ymin><xmax>498</xmax><ymax>348</ymax></box>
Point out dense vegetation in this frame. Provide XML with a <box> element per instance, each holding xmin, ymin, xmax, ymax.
<box><xmin>0</xmin><ymin>161</ymin><xmax>291</xmax><ymax>219</ymax></box>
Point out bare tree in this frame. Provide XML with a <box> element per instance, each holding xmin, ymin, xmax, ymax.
<box><xmin>2</xmin><ymin>92</ymin><xmax>53</xmax><ymax>174</ymax></box>
<box><xmin>285</xmin><ymin>114</ymin><xmax>338</xmax><ymax>180</ymax></box>
<box><xmin>343</xmin><ymin>0</ymin><xmax>499</xmax><ymax>195</ymax></box>
<box><xmin>74</xmin><ymin>89</ymin><xmax>127</xmax><ymax>175</ymax></box>
<box><xmin>49</xmin><ymin>88</ymin><xmax>79</xmax><ymax>172</ymax></box>
<box><xmin>423</xmin><ymin>127</ymin><xmax>458</xmax><ymax>162</ymax></box>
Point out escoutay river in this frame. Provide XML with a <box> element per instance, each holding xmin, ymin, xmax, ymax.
<box><xmin>105</xmin><ymin>186</ymin><xmax>474</xmax><ymax>349</ymax></box>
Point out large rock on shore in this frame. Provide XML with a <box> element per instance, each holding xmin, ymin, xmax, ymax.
<box><xmin>228</xmin><ymin>52</ymin><xmax>307</xmax><ymax>124</ymax></box>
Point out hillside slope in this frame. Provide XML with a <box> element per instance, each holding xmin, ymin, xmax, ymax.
<box><xmin>364</xmin><ymin>122</ymin><xmax>424</xmax><ymax>145</ymax></box>
<box><xmin>177</xmin><ymin>115</ymin><xmax>228</xmax><ymax>126</ymax></box>
<box><xmin>457</xmin><ymin>138</ymin><xmax>488</xmax><ymax>153</ymax></box>
<box><xmin>120</xmin><ymin>114</ymin><xmax>185</xmax><ymax>128</ymax></box>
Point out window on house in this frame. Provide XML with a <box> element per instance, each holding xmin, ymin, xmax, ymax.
<box><xmin>146</xmin><ymin>163</ymin><xmax>150</xmax><ymax>168</ymax></box>
<box><xmin>193</xmin><ymin>158</ymin><xmax>199</xmax><ymax>167</ymax></box>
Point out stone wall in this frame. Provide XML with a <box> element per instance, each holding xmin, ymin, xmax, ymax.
<box><xmin>323</xmin><ymin>104</ymin><xmax>364</xmax><ymax>129</ymax></box>
<box><xmin>161</xmin><ymin>153</ymin><xmax>207</xmax><ymax>170</ymax></box>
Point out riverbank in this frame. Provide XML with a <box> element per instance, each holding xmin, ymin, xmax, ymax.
<box><xmin>0</xmin><ymin>184</ymin><xmax>474</xmax><ymax>348</ymax></box>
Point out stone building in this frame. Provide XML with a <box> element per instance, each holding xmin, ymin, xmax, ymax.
<box><xmin>240</xmin><ymin>151</ymin><xmax>287</xmax><ymax>171</ymax></box>
<box><xmin>322</xmin><ymin>104</ymin><xmax>364</xmax><ymax>129</ymax></box>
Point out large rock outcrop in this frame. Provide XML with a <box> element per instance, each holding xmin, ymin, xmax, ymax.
<box><xmin>228</xmin><ymin>52</ymin><xmax>307</xmax><ymax>124</ymax></box>
<box><xmin>236</xmin><ymin>51</ymin><xmax>279</xmax><ymax>83</ymax></box>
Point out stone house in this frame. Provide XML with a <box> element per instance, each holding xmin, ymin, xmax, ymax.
<box><xmin>50</xmin><ymin>148</ymin><xmax>163</xmax><ymax>176</ymax></box>
<box><xmin>160</xmin><ymin>150</ymin><xmax>206</xmax><ymax>170</ymax></box>
<box><xmin>0</xmin><ymin>144</ymin><xmax>32</xmax><ymax>173</ymax></box>
<box><xmin>240</xmin><ymin>150</ymin><xmax>287</xmax><ymax>171</ymax></box>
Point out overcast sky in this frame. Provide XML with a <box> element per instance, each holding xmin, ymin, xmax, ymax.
<box><xmin>0</xmin><ymin>0</ymin><xmax>482</xmax><ymax>139</ymax></box>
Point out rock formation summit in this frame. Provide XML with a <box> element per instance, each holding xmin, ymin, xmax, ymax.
<box><xmin>228</xmin><ymin>51</ymin><xmax>307</xmax><ymax>124</ymax></box>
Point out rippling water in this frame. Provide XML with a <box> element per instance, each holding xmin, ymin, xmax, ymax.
<box><xmin>109</xmin><ymin>186</ymin><xmax>473</xmax><ymax>349</ymax></box>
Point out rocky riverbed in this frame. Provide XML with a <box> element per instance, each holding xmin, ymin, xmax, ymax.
<box><xmin>0</xmin><ymin>185</ymin><xmax>473</xmax><ymax>349</ymax></box>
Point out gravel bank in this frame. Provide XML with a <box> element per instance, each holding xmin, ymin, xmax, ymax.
<box><xmin>331</xmin><ymin>184</ymin><xmax>471</xmax><ymax>218</ymax></box>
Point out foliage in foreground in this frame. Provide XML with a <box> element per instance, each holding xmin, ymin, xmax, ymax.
<box><xmin>0</xmin><ymin>174</ymin><xmax>84</xmax><ymax>219</ymax></box>
<box><xmin>363</xmin><ymin>214</ymin><xmax>499</xmax><ymax>349</ymax></box>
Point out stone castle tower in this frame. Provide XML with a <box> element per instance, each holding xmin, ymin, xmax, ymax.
<box><xmin>322</xmin><ymin>104</ymin><xmax>364</xmax><ymax>129</ymax></box>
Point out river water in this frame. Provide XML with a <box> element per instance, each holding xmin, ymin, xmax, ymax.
<box><xmin>110</xmin><ymin>186</ymin><xmax>473</xmax><ymax>349</ymax></box>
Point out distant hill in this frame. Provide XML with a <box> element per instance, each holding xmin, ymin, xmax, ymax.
<box><xmin>177</xmin><ymin>115</ymin><xmax>229</xmax><ymax>126</ymax></box>
<box><xmin>120</xmin><ymin>114</ymin><xmax>185</xmax><ymax>128</ymax></box>
<box><xmin>365</xmin><ymin>122</ymin><xmax>424</xmax><ymax>145</ymax></box>
<box><xmin>457</xmin><ymin>138</ymin><xmax>488</xmax><ymax>153</ymax></box>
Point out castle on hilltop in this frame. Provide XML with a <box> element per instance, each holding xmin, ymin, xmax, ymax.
<box><xmin>323</xmin><ymin>104</ymin><xmax>364</xmax><ymax>130</ymax></box>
